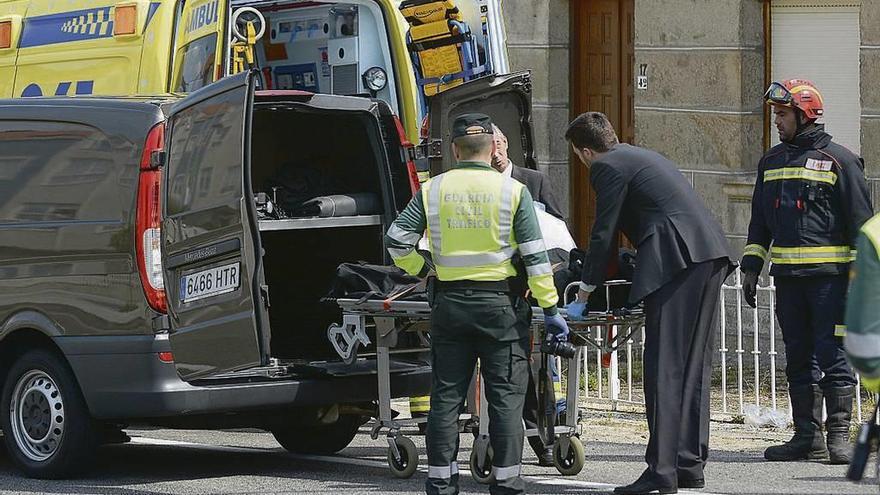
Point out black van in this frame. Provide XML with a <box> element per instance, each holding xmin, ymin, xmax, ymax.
<box><xmin>0</xmin><ymin>70</ymin><xmax>536</xmax><ymax>479</ymax></box>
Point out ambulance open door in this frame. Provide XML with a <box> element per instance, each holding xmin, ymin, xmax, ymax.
<box><xmin>170</xmin><ymin>0</ymin><xmax>228</xmax><ymax>93</ymax></box>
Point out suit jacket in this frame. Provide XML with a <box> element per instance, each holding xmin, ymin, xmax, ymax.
<box><xmin>511</xmin><ymin>165</ymin><xmax>564</xmax><ymax>219</ymax></box>
<box><xmin>583</xmin><ymin>144</ymin><xmax>733</xmax><ymax>303</ymax></box>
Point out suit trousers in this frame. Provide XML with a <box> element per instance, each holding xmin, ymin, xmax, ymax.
<box><xmin>425</xmin><ymin>288</ymin><xmax>531</xmax><ymax>495</ymax></box>
<box><xmin>642</xmin><ymin>259</ymin><xmax>728</xmax><ymax>485</ymax></box>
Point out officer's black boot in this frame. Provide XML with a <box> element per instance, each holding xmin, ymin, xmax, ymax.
<box><xmin>825</xmin><ymin>385</ymin><xmax>854</xmax><ymax>465</ymax></box>
<box><xmin>764</xmin><ymin>384</ymin><xmax>828</xmax><ymax>461</ymax></box>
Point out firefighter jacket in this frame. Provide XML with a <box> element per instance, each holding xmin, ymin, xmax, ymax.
<box><xmin>741</xmin><ymin>126</ymin><xmax>873</xmax><ymax>277</ymax></box>
<box><xmin>385</xmin><ymin>160</ymin><xmax>559</xmax><ymax>312</ymax></box>
<box><xmin>844</xmin><ymin>213</ymin><xmax>880</xmax><ymax>377</ymax></box>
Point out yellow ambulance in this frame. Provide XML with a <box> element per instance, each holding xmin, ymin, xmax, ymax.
<box><xmin>0</xmin><ymin>0</ymin><xmax>510</xmax><ymax>141</ymax></box>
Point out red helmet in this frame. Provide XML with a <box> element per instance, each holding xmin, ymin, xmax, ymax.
<box><xmin>764</xmin><ymin>79</ymin><xmax>824</xmax><ymax>121</ymax></box>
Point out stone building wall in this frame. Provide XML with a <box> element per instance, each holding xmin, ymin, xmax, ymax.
<box><xmin>504</xmin><ymin>0</ymin><xmax>877</xmax><ymax>248</ymax></box>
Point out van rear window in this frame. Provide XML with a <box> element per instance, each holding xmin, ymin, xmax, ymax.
<box><xmin>173</xmin><ymin>33</ymin><xmax>218</xmax><ymax>93</ymax></box>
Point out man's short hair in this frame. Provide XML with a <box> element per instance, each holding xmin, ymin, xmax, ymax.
<box><xmin>564</xmin><ymin>112</ymin><xmax>619</xmax><ymax>152</ymax></box>
<box><xmin>453</xmin><ymin>134</ymin><xmax>494</xmax><ymax>159</ymax></box>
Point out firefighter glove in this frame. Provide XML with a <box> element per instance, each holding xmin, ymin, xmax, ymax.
<box><xmin>742</xmin><ymin>271</ymin><xmax>758</xmax><ymax>308</ymax></box>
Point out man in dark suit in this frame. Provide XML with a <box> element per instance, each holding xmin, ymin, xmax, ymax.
<box><xmin>565</xmin><ymin>112</ymin><xmax>734</xmax><ymax>494</ymax></box>
<box><xmin>492</xmin><ymin>125</ymin><xmax>564</xmax><ymax>219</ymax></box>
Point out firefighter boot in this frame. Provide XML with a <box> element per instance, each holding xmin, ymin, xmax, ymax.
<box><xmin>764</xmin><ymin>384</ymin><xmax>828</xmax><ymax>461</ymax></box>
<box><xmin>825</xmin><ymin>385</ymin><xmax>854</xmax><ymax>465</ymax></box>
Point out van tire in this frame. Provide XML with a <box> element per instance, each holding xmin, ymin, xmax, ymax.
<box><xmin>1</xmin><ymin>349</ymin><xmax>98</xmax><ymax>479</ymax></box>
<box><xmin>272</xmin><ymin>414</ymin><xmax>363</xmax><ymax>455</ymax></box>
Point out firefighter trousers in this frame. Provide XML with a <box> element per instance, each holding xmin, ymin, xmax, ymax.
<box><xmin>775</xmin><ymin>275</ymin><xmax>856</xmax><ymax>390</ymax></box>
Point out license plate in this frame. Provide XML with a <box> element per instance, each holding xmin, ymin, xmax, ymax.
<box><xmin>180</xmin><ymin>262</ymin><xmax>240</xmax><ymax>303</ymax></box>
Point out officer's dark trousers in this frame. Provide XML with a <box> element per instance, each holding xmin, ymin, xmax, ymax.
<box><xmin>426</xmin><ymin>288</ymin><xmax>530</xmax><ymax>495</ymax></box>
<box><xmin>642</xmin><ymin>259</ymin><xmax>727</xmax><ymax>486</ymax></box>
<box><xmin>775</xmin><ymin>275</ymin><xmax>856</xmax><ymax>390</ymax></box>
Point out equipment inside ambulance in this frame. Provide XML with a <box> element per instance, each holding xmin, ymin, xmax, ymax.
<box><xmin>0</xmin><ymin>0</ymin><xmax>509</xmax><ymax>143</ymax></box>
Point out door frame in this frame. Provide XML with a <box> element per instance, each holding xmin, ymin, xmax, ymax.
<box><xmin>568</xmin><ymin>0</ymin><xmax>634</xmax><ymax>246</ymax></box>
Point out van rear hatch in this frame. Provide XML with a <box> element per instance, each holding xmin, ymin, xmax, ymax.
<box><xmin>161</xmin><ymin>71</ymin><xmax>420</xmax><ymax>381</ymax></box>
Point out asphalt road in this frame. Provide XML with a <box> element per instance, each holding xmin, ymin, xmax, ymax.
<box><xmin>0</xmin><ymin>422</ymin><xmax>876</xmax><ymax>495</ymax></box>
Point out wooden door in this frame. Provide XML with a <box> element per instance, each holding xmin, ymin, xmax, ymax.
<box><xmin>569</xmin><ymin>0</ymin><xmax>634</xmax><ymax>246</ymax></box>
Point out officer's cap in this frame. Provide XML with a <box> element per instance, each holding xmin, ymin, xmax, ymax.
<box><xmin>451</xmin><ymin>113</ymin><xmax>494</xmax><ymax>139</ymax></box>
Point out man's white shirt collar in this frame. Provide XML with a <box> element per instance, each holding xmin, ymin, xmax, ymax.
<box><xmin>502</xmin><ymin>160</ymin><xmax>513</xmax><ymax>177</ymax></box>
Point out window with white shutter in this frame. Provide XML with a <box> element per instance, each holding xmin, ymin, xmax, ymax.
<box><xmin>771</xmin><ymin>1</ymin><xmax>861</xmax><ymax>154</ymax></box>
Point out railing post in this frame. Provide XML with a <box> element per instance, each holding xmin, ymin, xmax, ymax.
<box><xmin>735</xmin><ymin>269</ymin><xmax>745</xmax><ymax>414</ymax></box>
<box><xmin>720</xmin><ymin>281</ymin><xmax>728</xmax><ymax>413</ymax></box>
<box><xmin>626</xmin><ymin>328</ymin><xmax>634</xmax><ymax>402</ymax></box>
<box><xmin>753</xmin><ymin>290</ymin><xmax>761</xmax><ymax>407</ymax></box>
<box><xmin>769</xmin><ymin>276</ymin><xmax>778</xmax><ymax>411</ymax></box>
<box><xmin>610</xmin><ymin>324</ymin><xmax>620</xmax><ymax>409</ymax></box>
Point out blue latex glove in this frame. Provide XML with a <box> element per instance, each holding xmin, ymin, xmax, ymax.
<box><xmin>565</xmin><ymin>300</ymin><xmax>587</xmax><ymax>322</ymax></box>
<box><xmin>544</xmin><ymin>312</ymin><xmax>570</xmax><ymax>341</ymax></box>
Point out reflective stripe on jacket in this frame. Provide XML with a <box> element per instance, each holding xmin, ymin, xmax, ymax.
<box><xmin>741</xmin><ymin>127</ymin><xmax>873</xmax><ymax>277</ymax></box>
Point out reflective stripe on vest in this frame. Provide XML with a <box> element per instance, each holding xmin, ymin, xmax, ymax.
<box><xmin>424</xmin><ymin>171</ymin><xmax>519</xmax><ymax>270</ymax></box>
<box><xmin>862</xmin><ymin>215</ymin><xmax>880</xmax><ymax>260</ymax></box>
<box><xmin>770</xmin><ymin>245</ymin><xmax>854</xmax><ymax>264</ymax></box>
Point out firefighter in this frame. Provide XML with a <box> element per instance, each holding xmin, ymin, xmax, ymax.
<box><xmin>385</xmin><ymin>113</ymin><xmax>568</xmax><ymax>495</ymax></box>
<box><xmin>741</xmin><ymin>79</ymin><xmax>873</xmax><ymax>464</ymax></box>
<box><xmin>844</xmin><ymin>213</ymin><xmax>880</xmax><ymax>394</ymax></box>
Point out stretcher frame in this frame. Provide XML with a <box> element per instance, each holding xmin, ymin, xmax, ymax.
<box><xmin>326</xmin><ymin>280</ymin><xmax>644</xmax><ymax>479</ymax></box>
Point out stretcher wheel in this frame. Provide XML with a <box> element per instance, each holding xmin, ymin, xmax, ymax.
<box><xmin>553</xmin><ymin>436</ymin><xmax>585</xmax><ymax>476</ymax></box>
<box><xmin>387</xmin><ymin>436</ymin><xmax>418</xmax><ymax>478</ymax></box>
<box><xmin>469</xmin><ymin>445</ymin><xmax>494</xmax><ymax>484</ymax></box>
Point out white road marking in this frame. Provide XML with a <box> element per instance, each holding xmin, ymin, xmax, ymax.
<box><xmin>129</xmin><ymin>435</ymin><xmax>721</xmax><ymax>494</ymax></box>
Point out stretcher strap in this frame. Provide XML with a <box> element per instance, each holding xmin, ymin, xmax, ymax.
<box><xmin>407</xmin><ymin>32</ymin><xmax>471</xmax><ymax>53</ymax></box>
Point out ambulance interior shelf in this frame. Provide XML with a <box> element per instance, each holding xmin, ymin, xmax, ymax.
<box><xmin>250</xmin><ymin>101</ymin><xmax>386</xmax><ymax>231</ymax></box>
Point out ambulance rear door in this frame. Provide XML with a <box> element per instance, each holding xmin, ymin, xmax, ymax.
<box><xmin>170</xmin><ymin>0</ymin><xmax>228</xmax><ymax>93</ymax></box>
<box><xmin>426</xmin><ymin>71</ymin><xmax>535</xmax><ymax>175</ymax></box>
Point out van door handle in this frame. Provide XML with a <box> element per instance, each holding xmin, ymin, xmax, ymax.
<box><xmin>260</xmin><ymin>284</ymin><xmax>270</xmax><ymax>308</ymax></box>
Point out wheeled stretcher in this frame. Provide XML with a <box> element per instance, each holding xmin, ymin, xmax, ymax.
<box><xmin>326</xmin><ymin>281</ymin><xmax>644</xmax><ymax>480</ymax></box>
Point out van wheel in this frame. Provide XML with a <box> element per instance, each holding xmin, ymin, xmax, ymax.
<box><xmin>272</xmin><ymin>414</ymin><xmax>363</xmax><ymax>455</ymax></box>
<box><xmin>1</xmin><ymin>349</ymin><xmax>98</xmax><ymax>479</ymax></box>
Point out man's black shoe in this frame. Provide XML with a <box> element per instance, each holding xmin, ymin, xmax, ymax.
<box><xmin>677</xmin><ymin>478</ymin><xmax>705</xmax><ymax>489</ymax></box>
<box><xmin>614</xmin><ymin>471</ymin><xmax>677</xmax><ymax>494</ymax></box>
<box><xmin>537</xmin><ymin>447</ymin><xmax>554</xmax><ymax>467</ymax></box>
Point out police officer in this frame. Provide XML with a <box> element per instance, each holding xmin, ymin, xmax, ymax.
<box><xmin>844</xmin><ymin>213</ymin><xmax>880</xmax><ymax>395</ymax></box>
<box><xmin>385</xmin><ymin>113</ymin><xmax>568</xmax><ymax>495</ymax></box>
<box><xmin>742</xmin><ymin>79</ymin><xmax>873</xmax><ymax>464</ymax></box>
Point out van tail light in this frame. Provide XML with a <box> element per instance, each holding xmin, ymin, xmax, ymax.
<box><xmin>157</xmin><ymin>352</ymin><xmax>174</xmax><ymax>363</ymax></box>
<box><xmin>0</xmin><ymin>21</ymin><xmax>11</xmax><ymax>49</ymax></box>
<box><xmin>392</xmin><ymin>116</ymin><xmax>420</xmax><ymax>194</ymax></box>
<box><xmin>113</xmin><ymin>4</ymin><xmax>138</xmax><ymax>36</ymax></box>
<box><xmin>136</xmin><ymin>123</ymin><xmax>167</xmax><ymax>314</ymax></box>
